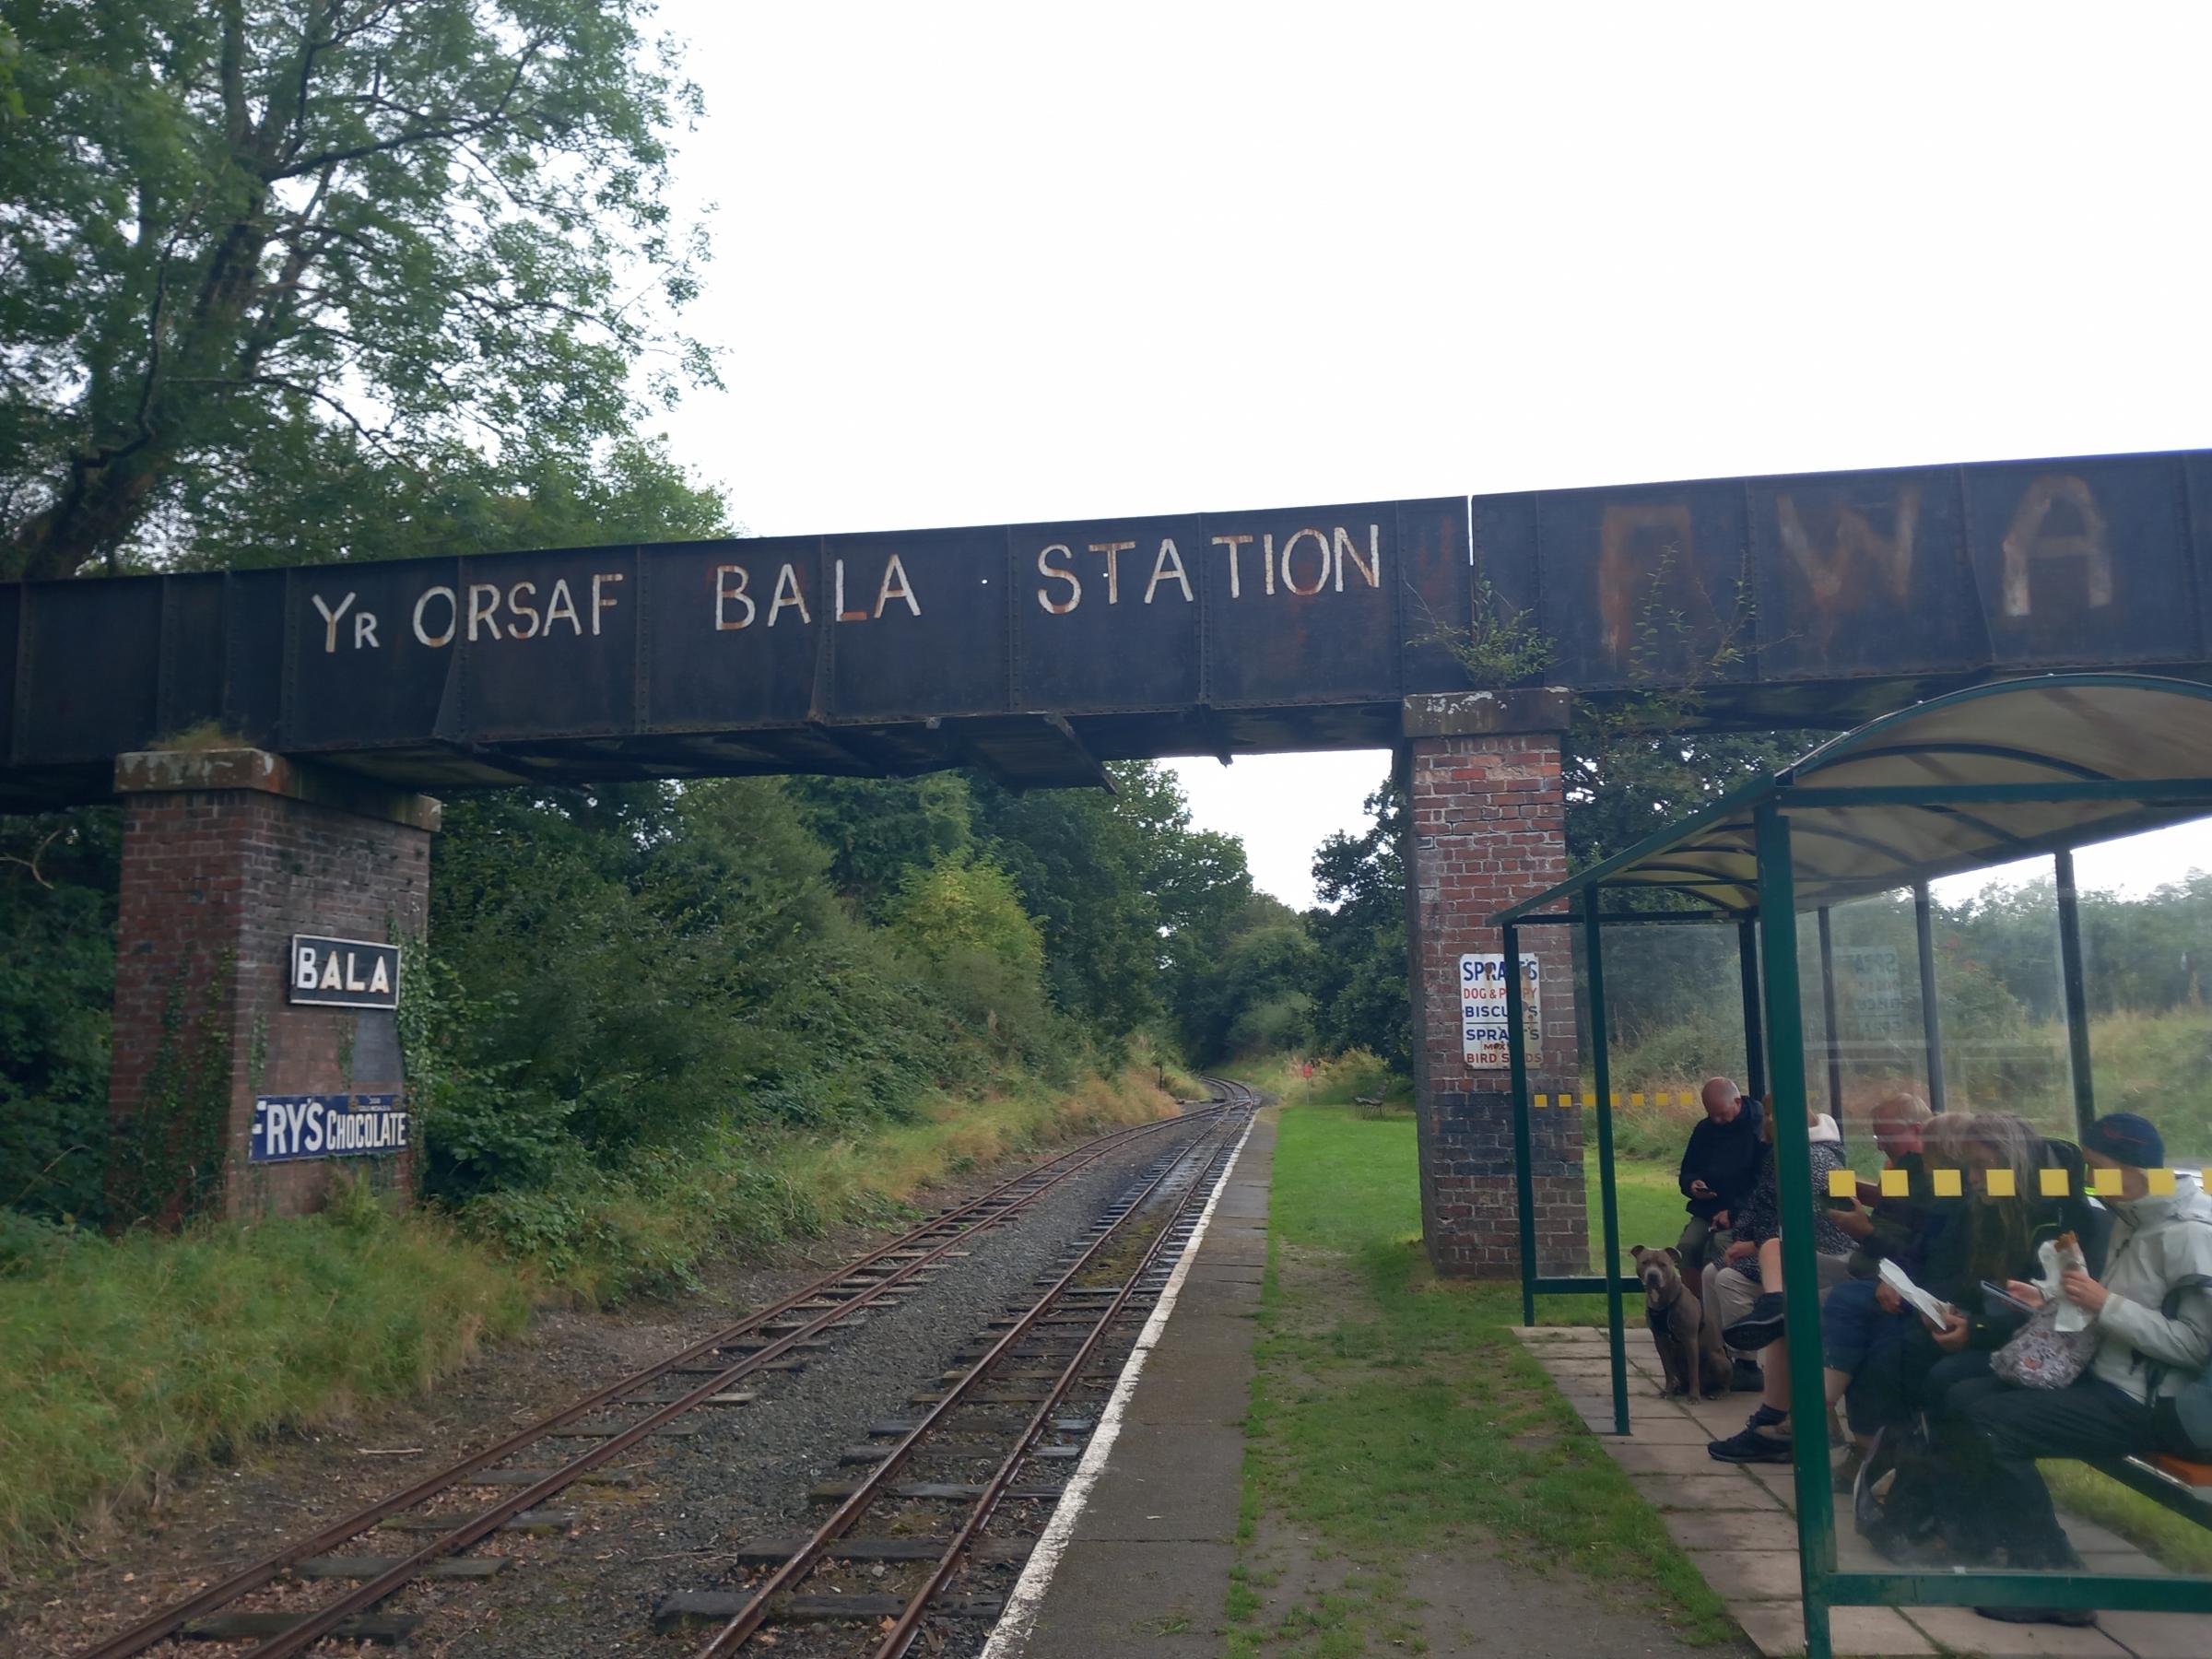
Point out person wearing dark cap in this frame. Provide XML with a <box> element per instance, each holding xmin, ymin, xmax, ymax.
<box><xmin>1955</xmin><ymin>1112</ymin><xmax>2212</xmax><ymax>1625</ymax></box>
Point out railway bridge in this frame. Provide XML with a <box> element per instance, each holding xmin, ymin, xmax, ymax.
<box><xmin>6</xmin><ymin>446</ymin><xmax>2209</xmax><ymax>1269</ymax></box>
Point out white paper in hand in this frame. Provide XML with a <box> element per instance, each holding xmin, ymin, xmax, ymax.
<box><xmin>2035</xmin><ymin>1239</ymin><xmax>2093</xmax><ymax>1333</ymax></box>
<box><xmin>1877</xmin><ymin>1258</ymin><xmax>1954</xmax><ymax>1327</ymax></box>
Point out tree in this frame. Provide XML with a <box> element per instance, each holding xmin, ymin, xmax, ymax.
<box><xmin>0</xmin><ymin>1</ymin><xmax>715</xmax><ymax>579</ymax></box>
<box><xmin>1305</xmin><ymin>779</ymin><xmax>1412</xmax><ymax>1074</ymax></box>
<box><xmin>0</xmin><ymin>810</ymin><xmax>120</xmax><ymax>1222</ymax></box>
<box><xmin>1565</xmin><ymin>725</ymin><xmax>1823</xmax><ymax>873</ymax></box>
<box><xmin>1176</xmin><ymin>893</ymin><xmax>1317</xmax><ymax>1065</ymax></box>
<box><xmin>785</xmin><ymin>774</ymin><xmax>977</xmax><ymax>917</ymax></box>
<box><xmin>971</xmin><ymin>763</ymin><xmax>1254</xmax><ymax>1049</ymax></box>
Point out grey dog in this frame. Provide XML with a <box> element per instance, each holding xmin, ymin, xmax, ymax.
<box><xmin>1630</xmin><ymin>1243</ymin><xmax>1731</xmax><ymax>1401</ymax></box>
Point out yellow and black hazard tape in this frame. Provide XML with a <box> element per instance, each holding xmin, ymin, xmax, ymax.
<box><xmin>1819</xmin><ymin>1165</ymin><xmax>2181</xmax><ymax>1198</ymax></box>
<box><xmin>1530</xmin><ymin>1090</ymin><xmax>1691</xmax><ymax>1109</ymax></box>
<box><xmin>1521</xmin><ymin>1091</ymin><xmax>2184</xmax><ymax>1196</ymax></box>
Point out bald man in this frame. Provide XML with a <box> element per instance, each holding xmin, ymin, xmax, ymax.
<box><xmin>1676</xmin><ymin>1077</ymin><xmax>1765</xmax><ymax>1299</ymax></box>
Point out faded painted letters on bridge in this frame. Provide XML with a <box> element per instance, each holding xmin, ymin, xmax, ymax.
<box><xmin>7</xmin><ymin>451</ymin><xmax>2210</xmax><ymax>793</ymax></box>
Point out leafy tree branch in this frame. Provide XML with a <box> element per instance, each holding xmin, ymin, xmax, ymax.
<box><xmin>0</xmin><ymin>0</ymin><xmax>717</xmax><ymax>579</ymax></box>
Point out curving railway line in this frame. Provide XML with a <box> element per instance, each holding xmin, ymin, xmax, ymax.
<box><xmin>71</xmin><ymin>1078</ymin><xmax>1260</xmax><ymax>1659</ymax></box>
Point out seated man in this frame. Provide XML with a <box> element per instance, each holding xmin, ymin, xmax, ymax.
<box><xmin>1706</xmin><ymin>1102</ymin><xmax>1870</xmax><ymax>1463</ymax></box>
<box><xmin>1951</xmin><ymin>1112</ymin><xmax>2212</xmax><ymax>1624</ymax></box>
<box><xmin>1851</xmin><ymin>1092</ymin><xmax>1935</xmax><ymax>1276</ymax></box>
<box><xmin>1675</xmin><ymin>1077</ymin><xmax>1764</xmax><ymax>1300</ymax></box>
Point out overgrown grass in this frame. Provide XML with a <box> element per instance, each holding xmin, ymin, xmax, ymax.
<box><xmin>1241</xmin><ymin>1049</ymin><xmax>1410</xmax><ymax>1112</ymax></box>
<box><xmin>1228</xmin><ymin>1100</ymin><xmax>1737</xmax><ymax>1655</ymax></box>
<box><xmin>0</xmin><ymin>1060</ymin><xmax>1179</xmax><ymax>1576</ymax></box>
<box><xmin>1583</xmin><ymin>1155</ymin><xmax>1693</xmax><ymax>1278</ymax></box>
<box><xmin>454</xmin><ymin>1053</ymin><xmax>1180</xmax><ymax>1306</ymax></box>
<box><xmin>2042</xmin><ymin>1462</ymin><xmax>2212</xmax><ymax>1576</ymax></box>
<box><xmin>2088</xmin><ymin>1008</ymin><xmax>2212</xmax><ymax>1164</ymax></box>
<box><xmin>0</xmin><ymin>1181</ymin><xmax>530</xmax><ymax>1575</ymax></box>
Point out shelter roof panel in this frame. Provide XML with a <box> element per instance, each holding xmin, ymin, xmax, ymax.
<box><xmin>1496</xmin><ymin>675</ymin><xmax>2212</xmax><ymax>923</ymax></box>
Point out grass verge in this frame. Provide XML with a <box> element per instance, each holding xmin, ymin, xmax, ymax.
<box><xmin>0</xmin><ymin>1059</ymin><xmax>1179</xmax><ymax>1577</ymax></box>
<box><xmin>0</xmin><ymin>1182</ymin><xmax>530</xmax><ymax>1578</ymax></box>
<box><xmin>1227</xmin><ymin>1100</ymin><xmax>1738</xmax><ymax>1656</ymax></box>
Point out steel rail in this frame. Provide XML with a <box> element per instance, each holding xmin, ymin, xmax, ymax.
<box><xmin>872</xmin><ymin>1101</ymin><xmax>1246</xmax><ymax>1657</ymax></box>
<box><xmin>688</xmin><ymin>1107</ymin><xmax>1248</xmax><ymax>1656</ymax></box>
<box><xmin>76</xmin><ymin>1101</ymin><xmax>1221</xmax><ymax>1659</ymax></box>
<box><xmin>230</xmin><ymin>1103</ymin><xmax>1226</xmax><ymax>1659</ymax></box>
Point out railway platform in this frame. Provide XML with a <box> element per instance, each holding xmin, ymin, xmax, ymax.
<box><xmin>984</xmin><ymin>1111</ymin><xmax>1275</xmax><ymax>1657</ymax></box>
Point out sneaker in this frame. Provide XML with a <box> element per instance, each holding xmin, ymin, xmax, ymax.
<box><xmin>1834</xmin><ymin>1445</ymin><xmax>1865</xmax><ymax>1489</ymax></box>
<box><xmin>1973</xmin><ymin>1606</ymin><xmax>2097</xmax><ymax>1628</ymax></box>
<box><xmin>1723</xmin><ymin>1291</ymin><xmax>1786</xmax><ymax>1349</ymax></box>
<box><xmin>1708</xmin><ymin>1422</ymin><xmax>1794</xmax><ymax>1464</ymax></box>
<box><xmin>1728</xmin><ymin>1358</ymin><xmax>1764</xmax><ymax>1392</ymax></box>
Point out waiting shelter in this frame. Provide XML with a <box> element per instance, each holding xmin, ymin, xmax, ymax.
<box><xmin>1493</xmin><ymin>674</ymin><xmax>2212</xmax><ymax>1658</ymax></box>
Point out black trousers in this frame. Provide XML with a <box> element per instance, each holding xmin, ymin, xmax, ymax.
<box><xmin>1957</xmin><ymin>1374</ymin><xmax>2157</xmax><ymax>1562</ymax></box>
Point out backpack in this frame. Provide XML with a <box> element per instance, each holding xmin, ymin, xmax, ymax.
<box><xmin>1853</xmin><ymin>1418</ymin><xmax>2003</xmax><ymax>1565</ymax></box>
<box><xmin>2147</xmin><ymin>1269</ymin><xmax>2212</xmax><ymax>1458</ymax></box>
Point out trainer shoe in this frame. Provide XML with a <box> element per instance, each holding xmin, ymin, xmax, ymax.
<box><xmin>1708</xmin><ymin>1421</ymin><xmax>1793</xmax><ymax>1464</ymax></box>
<box><xmin>1728</xmin><ymin>1358</ymin><xmax>1764</xmax><ymax>1392</ymax></box>
<box><xmin>1723</xmin><ymin>1291</ymin><xmax>1787</xmax><ymax>1349</ymax></box>
<box><xmin>1974</xmin><ymin>1606</ymin><xmax>2097</xmax><ymax>1628</ymax></box>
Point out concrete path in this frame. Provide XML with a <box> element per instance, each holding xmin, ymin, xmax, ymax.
<box><xmin>984</xmin><ymin>1113</ymin><xmax>1272</xmax><ymax>1658</ymax></box>
<box><xmin>1515</xmin><ymin>1325</ymin><xmax>2212</xmax><ymax>1658</ymax></box>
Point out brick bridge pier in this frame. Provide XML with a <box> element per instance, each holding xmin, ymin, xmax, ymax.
<box><xmin>1401</xmin><ymin>689</ymin><xmax>1589</xmax><ymax>1278</ymax></box>
<box><xmin>107</xmin><ymin>748</ymin><xmax>437</xmax><ymax>1224</ymax></box>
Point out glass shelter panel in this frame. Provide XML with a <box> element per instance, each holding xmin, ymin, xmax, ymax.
<box><xmin>1772</xmin><ymin>865</ymin><xmax>2212</xmax><ymax>1649</ymax></box>
<box><xmin>1925</xmin><ymin>857</ymin><xmax>2075</xmax><ymax>1138</ymax></box>
<box><xmin>2071</xmin><ymin>830</ymin><xmax>2212</xmax><ymax>1175</ymax></box>
<box><xmin>1797</xmin><ymin>893</ymin><xmax>1928</xmax><ymax>1140</ymax></box>
<box><xmin>1571</xmin><ymin>916</ymin><xmax>1750</xmax><ymax>1281</ymax></box>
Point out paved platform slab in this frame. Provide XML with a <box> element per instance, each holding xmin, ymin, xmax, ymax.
<box><xmin>995</xmin><ymin>1113</ymin><xmax>1273</xmax><ymax>1658</ymax></box>
<box><xmin>1513</xmin><ymin>1326</ymin><xmax>2212</xmax><ymax>1659</ymax></box>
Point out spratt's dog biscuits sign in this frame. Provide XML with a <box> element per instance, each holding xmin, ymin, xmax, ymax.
<box><xmin>1462</xmin><ymin>953</ymin><xmax>1540</xmax><ymax>1071</ymax></box>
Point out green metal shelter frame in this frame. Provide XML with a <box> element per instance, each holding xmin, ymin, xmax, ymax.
<box><xmin>1492</xmin><ymin>674</ymin><xmax>2212</xmax><ymax>1658</ymax></box>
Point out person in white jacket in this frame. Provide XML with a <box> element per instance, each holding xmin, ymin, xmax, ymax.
<box><xmin>1959</xmin><ymin>1112</ymin><xmax>2212</xmax><ymax>1618</ymax></box>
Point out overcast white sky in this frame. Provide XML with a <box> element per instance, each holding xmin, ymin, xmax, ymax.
<box><xmin>644</xmin><ymin>2</ymin><xmax>2212</xmax><ymax>907</ymax></box>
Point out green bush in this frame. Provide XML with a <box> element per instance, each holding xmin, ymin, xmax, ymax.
<box><xmin>0</xmin><ymin>809</ymin><xmax>119</xmax><ymax>1225</ymax></box>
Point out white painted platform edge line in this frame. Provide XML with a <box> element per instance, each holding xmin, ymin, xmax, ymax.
<box><xmin>978</xmin><ymin>1113</ymin><xmax>1259</xmax><ymax>1659</ymax></box>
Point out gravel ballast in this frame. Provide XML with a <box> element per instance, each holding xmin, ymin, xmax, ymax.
<box><xmin>440</xmin><ymin>1114</ymin><xmax>1218</xmax><ymax>1659</ymax></box>
<box><xmin>3</xmin><ymin>1112</ymin><xmax>1219</xmax><ymax>1659</ymax></box>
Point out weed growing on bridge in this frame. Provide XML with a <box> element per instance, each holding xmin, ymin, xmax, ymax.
<box><xmin>1419</xmin><ymin>578</ymin><xmax>1558</xmax><ymax>688</ymax></box>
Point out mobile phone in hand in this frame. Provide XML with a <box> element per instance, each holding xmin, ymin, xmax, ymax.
<box><xmin>1982</xmin><ymin>1278</ymin><xmax>2039</xmax><ymax>1316</ymax></box>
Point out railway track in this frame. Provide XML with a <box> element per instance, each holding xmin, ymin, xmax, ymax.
<box><xmin>73</xmin><ymin>1087</ymin><xmax>1253</xmax><ymax>1659</ymax></box>
<box><xmin>662</xmin><ymin>1085</ymin><xmax>1256</xmax><ymax>1657</ymax></box>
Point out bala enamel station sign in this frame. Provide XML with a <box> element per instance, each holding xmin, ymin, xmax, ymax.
<box><xmin>288</xmin><ymin>934</ymin><xmax>400</xmax><ymax>1009</ymax></box>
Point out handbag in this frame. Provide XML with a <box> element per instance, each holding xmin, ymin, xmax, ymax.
<box><xmin>1990</xmin><ymin>1299</ymin><xmax>2099</xmax><ymax>1389</ymax></box>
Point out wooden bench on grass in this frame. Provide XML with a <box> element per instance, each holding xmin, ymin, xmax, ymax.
<box><xmin>1353</xmin><ymin>1094</ymin><xmax>1388</xmax><ymax>1119</ymax></box>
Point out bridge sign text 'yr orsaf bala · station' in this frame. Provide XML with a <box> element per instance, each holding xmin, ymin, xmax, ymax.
<box><xmin>7</xmin><ymin>448</ymin><xmax>2212</xmax><ymax>806</ymax></box>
